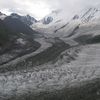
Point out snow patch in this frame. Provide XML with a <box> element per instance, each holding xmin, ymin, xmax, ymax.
<box><xmin>0</xmin><ymin>15</ymin><xmax>6</xmax><ymax>20</ymax></box>
<box><xmin>16</xmin><ymin>38</ymin><xmax>26</xmax><ymax>45</ymax></box>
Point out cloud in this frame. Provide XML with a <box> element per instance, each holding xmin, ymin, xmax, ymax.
<box><xmin>0</xmin><ymin>0</ymin><xmax>100</xmax><ymax>20</ymax></box>
<box><xmin>0</xmin><ymin>0</ymin><xmax>51</xmax><ymax>19</ymax></box>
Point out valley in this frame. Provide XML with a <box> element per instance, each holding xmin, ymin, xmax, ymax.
<box><xmin>0</xmin><ymin>7</ymin><xmax>100</xmax><ymax>100</ymax></box>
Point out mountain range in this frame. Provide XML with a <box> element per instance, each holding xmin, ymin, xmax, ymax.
<box><xmin>1</xmin><ymin>6</ymin><xmax>100</xmax><ymax>100</ymax></box>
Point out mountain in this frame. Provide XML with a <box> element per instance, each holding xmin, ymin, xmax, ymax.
<box><xmin>0</xmin><ymin>12</ymin><xmax>41</xmax><ymax>65</ymax></box>
<box><xmin>4</xmin><ymin>15</ymin><xmax>39</xmax><ymax>37</ymax></box>
<box><xmin>10</xmin><ymin>13</ymin><xmax>37</xmax><ymax>26</ymax></box>
<box><xmin>42</xmin><ymin>16</ymin><xmax>53</xmax><ymax>24</ymax></box>
<box><xmin>32</xmin><ymin>7</ymin><xmax>100</xmax><ymax>37</ymax></box>
<box><xmin>33</xmin><ymin>9</ymin><xmax>62</xmax><ymax>25</ymax></box>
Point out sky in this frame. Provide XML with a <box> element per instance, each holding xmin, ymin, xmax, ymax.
<box><xmin>0</xmin><ymin>0</ymin><xmax>100</xmax><ymax>20</ymax></box>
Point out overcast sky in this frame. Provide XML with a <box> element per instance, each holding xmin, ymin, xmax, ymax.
<box><xmin>0</xmin><ymin>0</ymin><xmax>100</xmax><ymax>20</ymax></box>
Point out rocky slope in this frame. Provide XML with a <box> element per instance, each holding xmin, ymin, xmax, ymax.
<box><xmin>10</xmin><ymin>13</ymin><xmax>37</xmax><ymax>26</ymax></box>
<box><xmin>0</xmin><ymin>12</ymin><xmax>41</xmax><ymax>65</ymax></box>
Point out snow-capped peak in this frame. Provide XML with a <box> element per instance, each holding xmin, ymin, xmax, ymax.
<box><xmin>80</xmin><ymin>7</ymin><xmax>100</xmax><ymax>23</ymax></box>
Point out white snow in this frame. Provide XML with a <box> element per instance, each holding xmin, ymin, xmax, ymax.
<box><xmin>16</xmin><ymin>38</ymin><xmax>26</xmax><ymax>45</ymax></box>
<box><xmin>32</xmin><ymin>7</ymin><xmax>100</xmax><ymax>39</ymax></box>
<box><xmin>0</xmin><ymin>15</ymin><xmax>6</xmax><ymax>20</ymax></box>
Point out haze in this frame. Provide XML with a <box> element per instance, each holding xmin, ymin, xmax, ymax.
<box><xmin>0</xmin><ymin>0</ymin><xmax>100</xmax><ymax>20</ymax></box>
